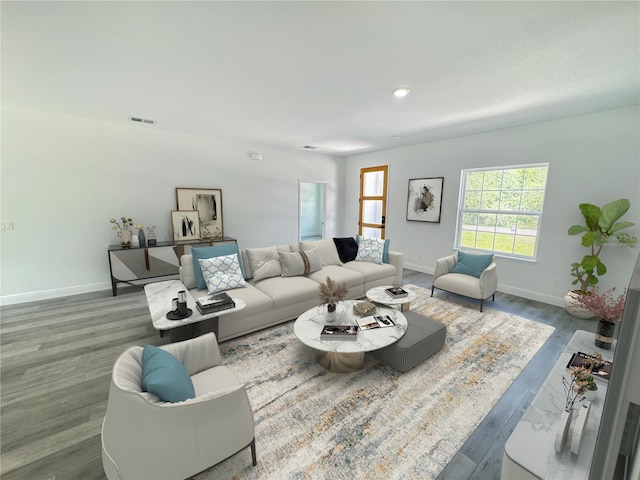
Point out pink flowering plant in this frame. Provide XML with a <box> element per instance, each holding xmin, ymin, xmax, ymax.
<box><xmin>571</xmin><ymin>287</ymin><xmax>627</xmax><ymax>323</ymax></box>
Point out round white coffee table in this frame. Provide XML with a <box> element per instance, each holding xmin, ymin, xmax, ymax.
<box><xmin>366</xmin><ymin>285</ymin><xmax>416</xmax><ymax>311</ymax></box>
<box><xmin>294</xmin><ymin>300</ymin><xmax>407</xmax><ymax>373</ymax></box>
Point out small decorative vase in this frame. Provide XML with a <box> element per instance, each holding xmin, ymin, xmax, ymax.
<box><xmin>138</xmin><ymin>228</ymin><xmax>146</xmax><ymax>247</ymax></box>
<box><xmin>595</xmin><ymin>319</ymin><xmax>615</xmax><ymax>349</ymax></box>
<box><xmin>131</xmin><ymin>234</ymin><xmax>140</xmax><ymax>248</ymax></box>
<box><xmin>118</xmin><ymin>229</ymin><xmax>132</xmax><ymax>248</ymax></box>
<box><xmin>554</xmin><ymin>407</ymin><xmax>574</xmax><ymax>452</ymax></box>
<box><xmin>326</xmin><ymin>303</ymin><xmax>337</xmax><ymax>322</ymax></box>
<box><xmin>584</xmin><ymin>388</ymin><xmax>598</xmax><ymax>402</ymax></box>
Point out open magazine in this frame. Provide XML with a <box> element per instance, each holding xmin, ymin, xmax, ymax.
<box><xmin>356</xmin><ymin>315</ymin><xmax>396</xmax><ymax>331</ymax></box>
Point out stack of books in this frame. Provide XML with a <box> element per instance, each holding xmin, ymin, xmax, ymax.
<box><xmin>385</xmin><ymin>286</ymin><xmax>408</xmax><ymax>298</ymax></box>
<box><xmin>196</xmin><ymin>292</ymin><xmax>236</xmax><ymax>315</ymax></box>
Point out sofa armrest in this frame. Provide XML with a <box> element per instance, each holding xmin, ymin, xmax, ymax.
<box><xmin>479</xmin><ymin>261</ymin><xmax>498</xmax><ymax>299</ymax></box>
<box><xmin>179</xmin><ymin>254</ymin><xmax>197</xmax><ymax>290</ymax></box>
<box><xmin>388</xmin><ymin>251</ymin><xmax>404</xmax><ymax>284</ymax></box>
<box><xmin>162</xmin><ymin>332</ymin><xmax>222</xmax><ymax>375</ymax></box>
<box><xmin>433</xmin><ymin>253</ymin><xmax>457</xmax><ymax>282</ymax></box>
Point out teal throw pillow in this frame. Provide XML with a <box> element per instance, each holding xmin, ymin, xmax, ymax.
<box><xmin>450</xmin><ymin>251</ymin><xmax>493</xmax><ymax>278</ymax></box>
<box><xmin>192</xmin><ymin>244</ymin><xmax>243</xmax><ymax>290</ymax></box>
<box><xmin>356</xmin><ymin>235</ymin><xmax>390</xmax><ymax>263</ymax></box>
<box><xmin>141</xmin><ymin>345</ymin><xmax>195</xmax><ymax>403</ymax></box>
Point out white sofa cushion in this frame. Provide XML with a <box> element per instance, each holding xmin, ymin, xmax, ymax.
<box><xmin>299</xmin><ymin>239</ymin><xmax>342</xmax><ymax>266</ymax></box>
<box><xmin>343</xmin><ymin>260</ymin><xmax>396</xmax><ymax>283</ymax></box>
<box><xmin>246</xmin><ymin>246</ymin><xmax>282</xmax><ymax>281</ymax></box>
<box><xmin>433</xmin><ymin>272</ymin><xmax>483</xmax><ymax>299</ymax></box>
<box><xmin>253</xmin><ymin>275</ymin><xmax>320</xmax><ymax>309</ymax></box>
<box><xmin>307</xmin><ymin>265</ymin><xmax>364</xmax><ymax>289</ymax></box>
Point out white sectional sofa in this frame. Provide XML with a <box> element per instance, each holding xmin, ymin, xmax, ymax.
<box><xmin>179</xmin><ymin>238</ymin><xmax>403</xmax><ymax>342</ymax></box>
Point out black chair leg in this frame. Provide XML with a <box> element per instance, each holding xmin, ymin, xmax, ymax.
<box><xmin>250</xmin><ymin>438</ymin><xmax>257</xmax><ymax>466</ymax></box>
<box><xmin>480</xmin><ymin>299</ymin><xmax>484</xmax><ymax>312</ymax></box>
<box><xmin>431</xmin><ymin>286</ymin><xmax>434</xmax><ymax>297</ymax></box>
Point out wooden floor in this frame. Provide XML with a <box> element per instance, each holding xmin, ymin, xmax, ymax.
<box><xmin>0</xmin><ymin>270</ymin><xmax>597</xmax><ymax>480</ymax></box>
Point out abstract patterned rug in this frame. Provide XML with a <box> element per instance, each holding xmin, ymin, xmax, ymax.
<box><xmin>196</xmin><ymin>285</ymin><xmax>555</xmax><ymax>480</ymax></box>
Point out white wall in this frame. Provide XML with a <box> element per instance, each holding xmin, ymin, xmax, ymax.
<box><xmin>344</xmin><ymin>106</ymin><xmax>640</xmax><ymax>306</ymax></box>
<box><xmin>0</xmin><ymin>106</ymin><xmax>346</xmax><ymax>304</ymax></box>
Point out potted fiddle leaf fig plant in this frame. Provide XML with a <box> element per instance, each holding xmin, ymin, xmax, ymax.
<box><xmin>565</xmin><ymin>198</ymin><xmax>637</xmax><ymax>318</ymax></box>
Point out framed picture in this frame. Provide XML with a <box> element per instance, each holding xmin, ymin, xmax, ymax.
<box><xmin>171</xmin><ymin>210</ymin><xmax>201</xmax><ymax>242</ymax></box>
<box><xmin>406</xmin><ymin>177</ymin><xmax>444</xmax><ymax>223</ymax></box>
<box><xmin>175</xmin><ymin>188</ymin><xmax>224</xmax><ymax>239</ymax></box>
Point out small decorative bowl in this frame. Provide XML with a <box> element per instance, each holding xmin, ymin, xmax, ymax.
<box><xmin>353</xmin><ymin>301</ymin><xmax>377</xmax><ymax>316</ymax></box>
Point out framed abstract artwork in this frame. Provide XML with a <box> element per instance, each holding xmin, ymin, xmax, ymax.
<box><xmin>171</xmin><ymin>210</ymin><xmax>201</xmax><ymax>242</ymax></box>
<box><xmin>175</xmin><ymin>187</ymin><xmax>224</xmax><ymax>239</ymax></box>
<box><xmin>406</xmin><ymin>177</ymin><xmax>444</xmax><ymax>223</ymax></box>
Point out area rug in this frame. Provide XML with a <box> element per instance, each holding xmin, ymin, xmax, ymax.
<box><xmin>196</xmin><ymin>285</ymin><xmax>555</xmax><ymax>480</ymax></box>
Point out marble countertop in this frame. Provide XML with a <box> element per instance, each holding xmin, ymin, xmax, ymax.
<box><xmin>144</xmin><ymin>280</ymin><xmax>246</xmax><ymax>331</ymax></box>
<box><xmin>504</xmin><ymin>330</ymin><xmax>616</xmax><ymax>479</ymax></box>
<box><xmin>294</xmin><ymin>299</ymin><xmax>407</xmax><ymax>353</ymax></box>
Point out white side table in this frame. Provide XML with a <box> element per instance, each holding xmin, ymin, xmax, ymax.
<box><xmin>366</xmin><ymin>285</ymin><xmax>417</xmax><ymax>311</ymax></box>
<box><xmin>501</xmin><ymin>330</ymin><xmax>615</xmax><ymax>479</ymax></box>
<box><xmin>144</xmin><ymin>280</ymin><xmax>246</xmax><ymax>342</ymax></box>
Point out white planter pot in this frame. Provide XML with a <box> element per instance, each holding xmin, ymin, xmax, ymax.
<box><xmin>564</xmin><ymin>291</ymin><xmax>594</xmax><ymax>319</ymax></box>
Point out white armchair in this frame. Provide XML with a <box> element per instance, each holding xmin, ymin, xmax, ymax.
<box><xmin>431</xmin><ymin>252</ymin><xmax>498</xmax><ymax>312</ymax></box>
<box><xmin>101</xmin><ymin>332</ymin><xmax>256</xmax><ymax>480</ymax></box>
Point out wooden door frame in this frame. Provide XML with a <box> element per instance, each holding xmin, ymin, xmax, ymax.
<box><xmin>358</xmin><ymin>165</ymin><xmax>388</xmax><ymax>239</ymax></box>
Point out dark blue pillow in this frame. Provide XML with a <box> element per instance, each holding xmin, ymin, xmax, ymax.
<box><xmin>141</xmin><ymin>345</ymin><xmax>195</xmax><ymax>403</ymax></box>
<box><xmin>192</xmin><ymin>244</ymin><xmax>243</xmax><ymax>290</ymax></box>
<box><xmin>450</xmin><ymin>251</ymin><xmax>493</xmax><ymax>278</ymax></box>
<box><xmin>333</xmin><ymin>237</ymin><xmax>358</xmax><ymax>263</ymax></box>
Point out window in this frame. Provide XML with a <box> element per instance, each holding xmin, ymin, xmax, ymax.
<box><xmin>359</xmin><ymin>166</ymin><xmax>388</xmax><ymax>239</ymax></box>
<box><xmin>455</xmin><ymin>164</ymin><xmax>549</xmax><ymax>260</ymax></box>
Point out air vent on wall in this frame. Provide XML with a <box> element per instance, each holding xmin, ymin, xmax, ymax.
<box><xmin>303</xmin><ymin>145</ymin><xmax>317</xmax><ymax>149</ymax></box>
<box><xmin>128</xmin><ymin>116</ymin><xmax>156</xmax><ymax>125</ymax></box>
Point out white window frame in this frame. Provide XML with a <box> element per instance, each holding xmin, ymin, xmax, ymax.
<box><xmin>454</xmin><ymin>163</ymin><xmax>549</xmax><ymax>261</ymax></box>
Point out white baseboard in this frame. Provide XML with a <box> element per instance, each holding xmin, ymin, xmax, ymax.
<box><xmin>0</xmin><ymin>282</ymin><xmax>112</xmax><ymax>306</ymax></box>
<box><xmin>1</xmin><ymin>272</ymin><xmax>567</xmax><ymax>309</ymax></box>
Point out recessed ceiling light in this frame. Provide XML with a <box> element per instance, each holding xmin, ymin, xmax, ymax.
<box><xmin>393</xmin><ymin>87</ymin><xmax>411</xmax><ymax>98</ymax></box>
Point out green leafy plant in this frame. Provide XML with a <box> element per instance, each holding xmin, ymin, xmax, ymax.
<box><xmin>568</xmin><ymin>198</ymin><xmax>637</xmax><ymax>292</ymax></box>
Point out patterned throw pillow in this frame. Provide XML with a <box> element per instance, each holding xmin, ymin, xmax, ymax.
<box><xmin>198</xmin><ymin>253</ymin><xmax>246</xmax><ymax>294</ymax></box>
<box><xmin>355</xmin><ymin>236</ymin><xmax>385</xmax><ymax>264</ymax></box>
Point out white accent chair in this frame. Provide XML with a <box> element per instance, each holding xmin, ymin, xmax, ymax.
<box><xmin>101</xmin><ymin>333</ymin><xmax>256</xmax><ymax>480</ymax></box>
<box><xmin>431</xmin><ymin>252</ymin><xmax>498</xmax><ymax>312</ymax></box>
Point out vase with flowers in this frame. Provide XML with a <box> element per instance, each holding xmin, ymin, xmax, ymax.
<box><xmin>555</xmin><ymin>352</ymin><xmax>603</xmax><ymax>451</ymax></box>
<box><xmin>318</xmin><ymin>276</ymin><xmax>349</xmax><ymax>321</ymax></box>
<box><xmin>110</xmin><ymin>217</ymin><xmax>136</xmax><ymax>248</ymax></box>
<box><xmin>570</xmin><ymin>287</ymin><xmax>627</xmax><ymax>349</ymax></box>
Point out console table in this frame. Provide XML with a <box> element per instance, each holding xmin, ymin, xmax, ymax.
<box><xmin>108</xmin><ymin>237</ymin><xmax>236</xmax><ymax>295</ymax></box>
<box><xmin>501</xmin><ymin>330</ymin><xmax>615</xmax><ymax>479</ymax></box>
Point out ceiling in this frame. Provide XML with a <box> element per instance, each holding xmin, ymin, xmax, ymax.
<box><xmin>2</xmin><ymin>1</ymin><xmax>639</xmax><ymax>156</ymax></box>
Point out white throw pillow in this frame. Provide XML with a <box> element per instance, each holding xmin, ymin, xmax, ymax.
<box><xmin>279</xmin><ymin>248</ymin><xmax>322</xmax><ymax>277</ymax></box>
<box><xmin>246</xmin><ymin>245</ymin><xmax>282</xmax><ymax>281</ymax></box>
<box><xmin>355</xmin><ymin>236</ymin><xmax>385</xmax><ymax>264</ymax></box>
<box><xmin>198</xmin><ymin>254</ymin><xmax>246</xmax><ymax>294</ymax></box>
<box><xmin>299</xmin><ymin>239</ymin><xmax>342</xmax><ymax>266</ymax></box>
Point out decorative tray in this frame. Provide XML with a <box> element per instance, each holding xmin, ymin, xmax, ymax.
<box><xmin>166</xmin><ymin>309</ymin><xmax>193</xmax><ymax>320</ymax></box>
